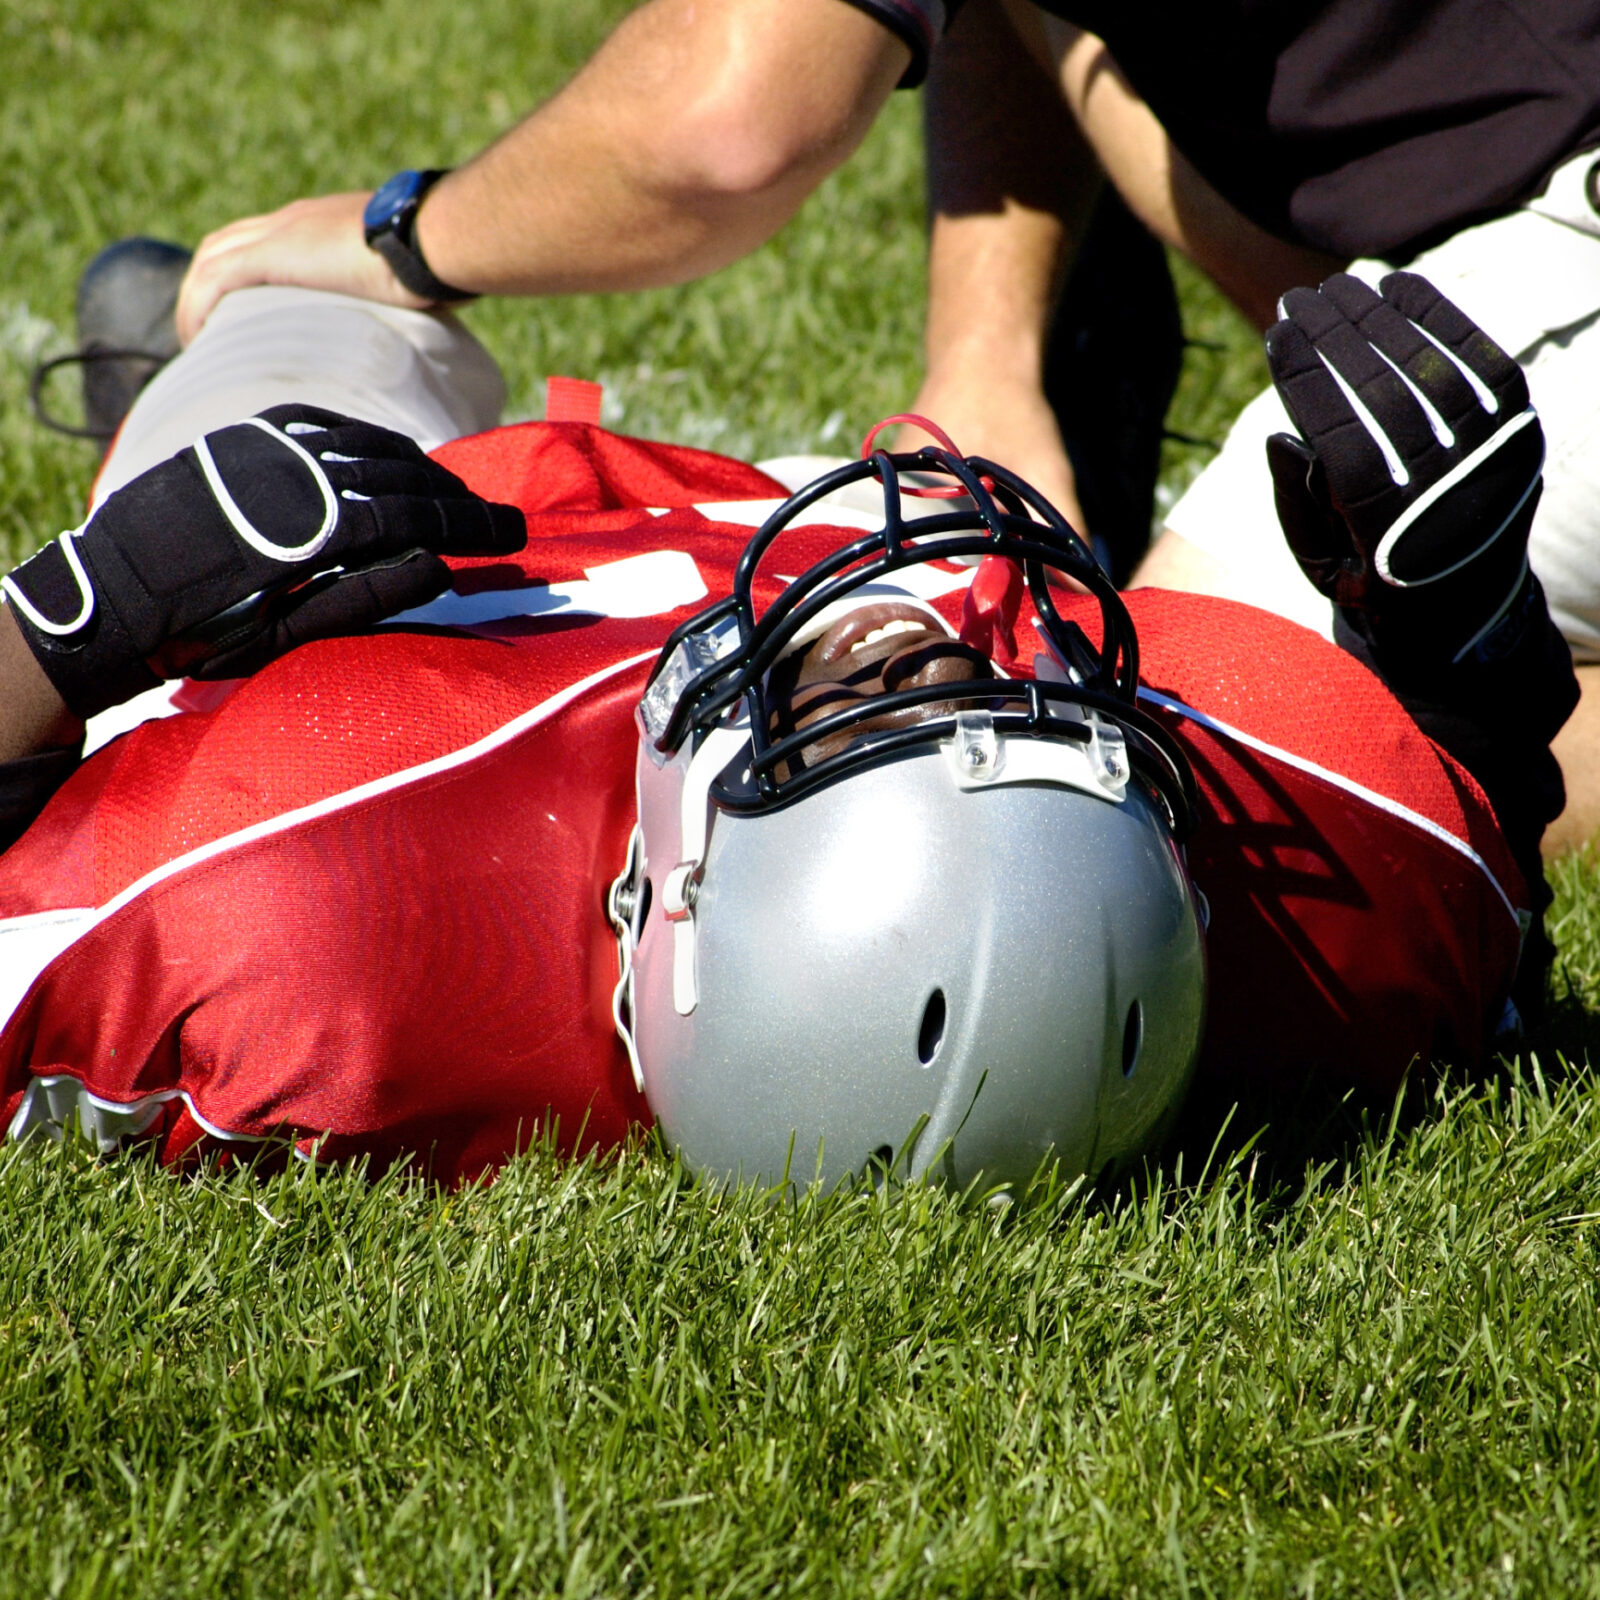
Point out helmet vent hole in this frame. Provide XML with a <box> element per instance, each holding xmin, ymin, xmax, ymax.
<box><xmin>637</xmin><ymin>875</ymin><xmax>653</xmax><ymax>931</ymax></box>
<box><xmin>917</xmin><ymin>989</ymin><xmax>947</xmax><ymax>1066</ymax></box>
<box><xmin>1122</xmin><ymin>1000</ymin><xmax>1143</xmax><ymax>1078</ymax></box>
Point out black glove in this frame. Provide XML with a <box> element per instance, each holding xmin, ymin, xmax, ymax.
<box><xmin>2</xmin><ymin>404</ymin><xmax>526</xmax><ymax>719</ymax></box>
<box><xmin>1265</xmin><ymin>272</ymin><xmax>1545</xmax><ymax>675</ymax></box>
<box><xmin>1268</xmin><ymin>274</ymin><xmax>1580</xmax><ymax>1030</ymax></box>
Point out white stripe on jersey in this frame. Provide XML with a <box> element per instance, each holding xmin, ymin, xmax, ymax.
<box><xmin>82</xmin><ymin>547</ymin><xmax>720</xmax><ymax>755</ymax></box>
<box><xmin>0</xmin><ymin>649</ymin><xmax>661</xmax><ymax>1043</ymax></box>
<box><xmin>387</xmin><ymin>547</ymin><xmax>710</xmax><ymax>629</ymax></box>
<box><xmin>6</xmin><ymin>1074</ymin><xmax>266</xmax><ymax>1152</ymax></box>
<box><xmin>1138</xmin><ymin>686</ymin><xmax>1524</xmax><ymax>931</ymax></box>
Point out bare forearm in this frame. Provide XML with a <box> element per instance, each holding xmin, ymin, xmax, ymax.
<box><xmin>0</xmin><ymin>606</ymin><xmax>84</xmax><ymax>764</ymax></box>
<box><xmin>908</xmin><ymin>0</ymin><xmax>1096</xmax><ymax>523</ymax></box>
<box><xmin>421</xmin><ymin>0</ymin><xmax>906</xmax><ymax>296</ymax></box>
<box><xmin>923</xmin><ymin>204</ymin><xmax>1080</xmax><ymax>393</ymax></box>
<box><xmin>179</xmin><ymin>0</ymin><xmax>909</xmax><ymax>338</ymax></box>
<box><xmin>923</xmin><ymin>0</ymin><xmax>1100</xmax><ymax>385</ymax></box>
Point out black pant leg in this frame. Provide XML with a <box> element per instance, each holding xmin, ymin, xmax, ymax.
<box><xmin>1044</xmin><ymin>188</ymin><xmax>1184</xmax><ymax>585</ymax></box>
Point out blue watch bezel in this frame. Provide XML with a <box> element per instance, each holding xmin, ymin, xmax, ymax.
<box><xmin>363</xmin><ymin>169</ymin><xmax>429</xmax><ymax>238</ymax></box>
<box><xmin>361</xmin><ymin>168</ymin><xmax>473</xmax><ymax>302</ymax></box>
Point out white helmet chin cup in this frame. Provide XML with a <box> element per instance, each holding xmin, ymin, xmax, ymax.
<box><xmin>611</xmin><ymin>443</ymin><xmax>1207</xmax><ymax>1192</ymax></box>
<box><xmin>626</xmin><ymin>739</ymin><xmax>1205</xmax><ymax>1192</ymax></box>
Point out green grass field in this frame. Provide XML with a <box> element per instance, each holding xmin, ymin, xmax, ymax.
<box><xmin>4</xmin><ymin>1</ymin><xmax>1600</xmax><ymax>1595</ymax></box>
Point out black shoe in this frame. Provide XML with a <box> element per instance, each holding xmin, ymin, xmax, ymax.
<box><xmin>30</xmin><ymin>237</ymin><xmax>192</xmax><ymax>445</ymax></box>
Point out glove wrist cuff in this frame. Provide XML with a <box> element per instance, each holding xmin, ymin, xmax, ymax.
<box><xmin>4</xmin><ymin>591</ymin><xmax>160</xmax><ymax>724</ymax></box>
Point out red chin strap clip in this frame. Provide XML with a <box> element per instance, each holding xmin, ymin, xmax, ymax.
<box><xmin>959</xmin><ymin>555</ymin><xmax>1024</xmax><ymax>669</ymax></box>
<box><xmin>858</xmin><ymin>414</ymin><xmax>1023</xmax><ymax>669</ymax></box>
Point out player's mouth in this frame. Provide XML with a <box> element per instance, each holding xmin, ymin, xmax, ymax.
<box><xmin>768</xmin><ymin>601</ymin><xmax>995</xmax><ymax>769</ymax></box>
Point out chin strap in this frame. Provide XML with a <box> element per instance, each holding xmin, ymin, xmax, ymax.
<box><xmin>606</xmin><ymin>826</ymin><xmax>648</xmax><ymax>1095</ymax></box>
<box><xmin>608</xmin><ymin>722</ymin><xmax>753</xmax><ymax>1092</ymax></box>
<box><xmin>859</xmin><ymin>414</ymin><xmax>991</xmax><ymax>500</ymax></box>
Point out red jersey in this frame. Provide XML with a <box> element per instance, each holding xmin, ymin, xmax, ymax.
<box><xmin>0</xmin><ymin>422</ymin><xmax>1526</xmax><ymax>1179</ymax></box>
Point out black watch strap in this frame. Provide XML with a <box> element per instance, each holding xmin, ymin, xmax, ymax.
<box><xmin>365</xmin><ymin>168</ymin><xmax>476</xmax><ymax>304</ymax></box>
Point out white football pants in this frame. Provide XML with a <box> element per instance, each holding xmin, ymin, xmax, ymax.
<box><xmin>95</xmin><ymin>286</ymin><xmax>507</xmax><ymax>509</ymax></box>
<box><xmin>94</xmin><ymin>284</ymin><xmax>934</xmax><ymax>520</ymax></box>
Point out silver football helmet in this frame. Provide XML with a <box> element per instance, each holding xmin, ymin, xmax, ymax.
<box><xmin>609</xmin><ymin>443</ymin><xmax>1206</xmax><ymax>1192</ymax></box>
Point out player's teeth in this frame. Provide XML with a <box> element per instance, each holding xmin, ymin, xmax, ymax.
<box><xmin>854</xmin><ymin>619</ymin><xmax>920</xmax><ymax>651</ymax></box>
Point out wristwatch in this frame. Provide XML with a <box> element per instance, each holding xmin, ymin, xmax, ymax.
<box><xmin>363</xmin><ymin>169</ymin><xmax>475</xmax><ymax>303</ymax></box>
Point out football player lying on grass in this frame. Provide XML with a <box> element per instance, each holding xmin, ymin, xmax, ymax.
<box><xmin>0</xmin><ymin>273</ymin><xmax>1576</xmax><ymax>1187</ymax></box>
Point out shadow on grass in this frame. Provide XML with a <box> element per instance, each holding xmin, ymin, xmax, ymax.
<box><xmin>1542</xmin><ymin>977</ymin><xmax>1600</xmax><ymax>1076</ymax></box>
<box><xmin>1131</xmin><ymin>980</ymin><xmax>1600</xmax><ymax>1220</ymax></box>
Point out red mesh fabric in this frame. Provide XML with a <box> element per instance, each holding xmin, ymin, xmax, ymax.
<box><xmin>1024</xmin><ymin>590</ymin><xmax>1525</xmax><ymax>1090</ymax></box>
<box><xmin>1</xmin><ymin>673</ymin><xmax>649</xmax><ymax>1181</ymax></box>
<box><xmin>1128</xmin><ymin>590</ymin><xmax>1497</xmax><ymax>833</ymax></box>
<box><xmin>1035</xmin><ymin>588</ymin><xmax>1520</xmax><ymax>892</ymax></box>
<box><xmin>433</xmin><ymin>421</ymin><xmax>787</xmax><ymax>516</ymax></box>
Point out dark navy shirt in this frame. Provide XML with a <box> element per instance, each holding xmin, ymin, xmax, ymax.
<box><xmin>846</xmin><ymin>0</ymin><xmax>1600</xmax><ymax>257</ymax></box>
